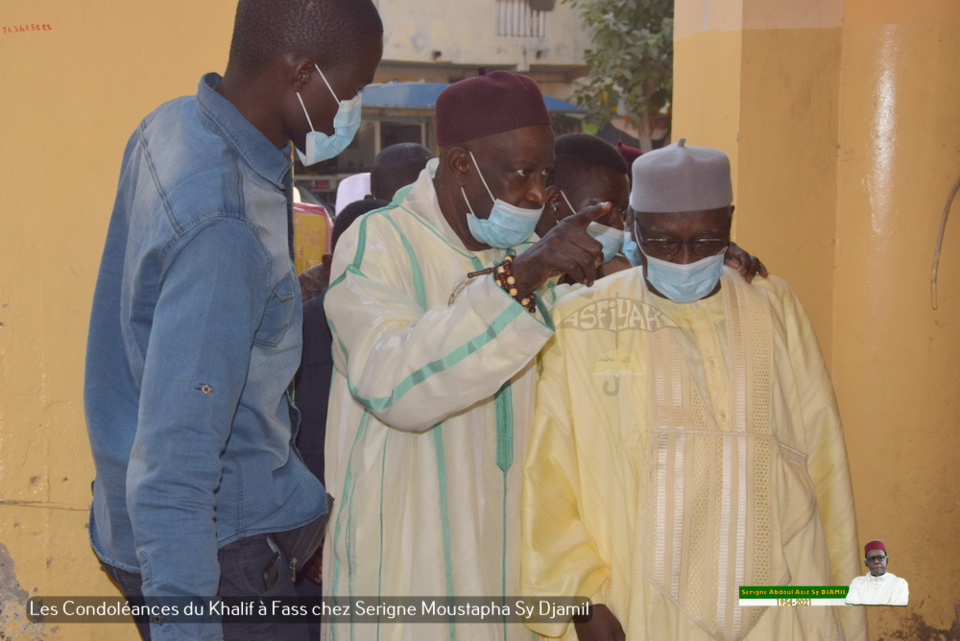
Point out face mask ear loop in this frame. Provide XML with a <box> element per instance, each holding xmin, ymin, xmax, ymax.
<box><xmin>468</xmin><ymin>151</ymin><xmax>497</xmax><ymax>204</ymax></box>
<box><xmin>295</xmin><ymin>92</ymin><xmax>316</xmax><ymax>132</ymax></box>
<box><xmin>460</xmin><ymin>187</ymin><xmax>477</xmax><ymax>215</ymax></box>
<box><xmin>314</xmin><ymin>64</ymin><xmax>341</xmax><ymax>102</ymax></box>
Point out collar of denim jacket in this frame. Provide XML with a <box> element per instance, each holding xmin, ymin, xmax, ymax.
<box><xmin>196</xmin><ymin>72</ymin><xmax>291</xmax><ymax>190</ymax></box>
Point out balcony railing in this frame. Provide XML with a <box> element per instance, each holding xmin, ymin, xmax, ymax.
<box><xmin>496</xmin><ymin>0</ymin><xmax>547</xmax><ymax>38</ymax></box>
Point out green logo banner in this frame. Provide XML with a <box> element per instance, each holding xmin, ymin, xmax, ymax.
<box><xmin>739</xmin><ymin>586</ymin><xmax>849</xmax><ymax>599</ymax></box>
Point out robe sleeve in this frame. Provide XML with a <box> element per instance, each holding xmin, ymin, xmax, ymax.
<box><xmin>324</xmin><ymin>210</ymin><xmax>554</xmax><ymax>432</ymax></box>
<box><xmin>521</xmin><ymin>332</ymin><xmax>611</xmax><ymax>639</ymax></box>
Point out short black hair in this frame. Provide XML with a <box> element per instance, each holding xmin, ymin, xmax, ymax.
<box><xmin>227</xmin><ymin>0</ymin><xmax>383</xmax><ymax>77</ymax></box>
<box><xmin>370</xmin><ymin>143</ymin><xmax>434</xmax><ymax>201</ymax></box>
<box><xmin>332</xmin><ymin>198</ymin><xmax>389</xmax><ymax>253</ymax></box>
<box><xmin>548</xmin><ymin>133</ymin><xmax>629</xmax><ymax>188</ymax></box>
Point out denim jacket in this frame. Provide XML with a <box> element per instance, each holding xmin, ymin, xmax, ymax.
<box><xmin>84</xmin><ymin>74</ymin><xmax>325</xmax><ymax>636</ymax></box>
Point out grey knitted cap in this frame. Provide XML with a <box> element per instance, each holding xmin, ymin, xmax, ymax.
<box><xmin>629</xmin><ymin>139</ymin><xmax>732</xmax><ymax>212</ymax></box>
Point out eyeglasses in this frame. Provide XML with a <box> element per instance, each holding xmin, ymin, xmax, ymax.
<box><xmin>636</xmin><ymin>227</ymin><xmax>728</xmax><ymax>260</ymax></box>
<box><xmin>866</xmin><ymin>555</ymin><xmax>886</xmax><ymax>563</ymax></box>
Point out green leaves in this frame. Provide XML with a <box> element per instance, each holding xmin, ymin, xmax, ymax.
<box><xmin>564</xmin><ymin>0</ymin><xmax>673</xmax><ymax>138</ymax></box>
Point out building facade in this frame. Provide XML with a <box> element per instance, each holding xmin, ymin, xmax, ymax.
<box><xmin>297</xmin><ymin>0</ymin><xmax>592</xmax><ymax>203</ymax></box>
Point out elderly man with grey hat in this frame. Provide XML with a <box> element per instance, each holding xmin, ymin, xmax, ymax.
<box><xmin>521</xmin><ymin>140</ymin><xmax>866</xmax><ymax>641</ymax></box>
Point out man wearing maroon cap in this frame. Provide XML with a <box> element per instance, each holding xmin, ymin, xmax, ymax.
<box><xmin>320</xmin><ymin>69</ymin><xmax>613</xmax><ymax>640</ymax></box>
<box><xmin>616</xmin><ymin>139</ymin><xmax>643</xmax><ymax>166</ymax></box>
<box><xmin>845</xmin><ymin>540</ymin><xmax>910</xmax><ymax>605</ymax></box>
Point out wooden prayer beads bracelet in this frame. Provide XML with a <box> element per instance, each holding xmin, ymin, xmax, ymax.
<box><xmin>466</xmin><ymin>255</ymin><xmax>537</xmax><ymax>314</ymax></box>
<box><xmin>494</xmin><ymin>255</ymin><xmax>537</xmax><ymax>314</ymax></box>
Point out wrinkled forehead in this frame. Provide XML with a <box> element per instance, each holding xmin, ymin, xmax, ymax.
<box><xmin>463</xmin><ymin>124</ymin><xmax>556</xmax><ymax>166</ymax></box>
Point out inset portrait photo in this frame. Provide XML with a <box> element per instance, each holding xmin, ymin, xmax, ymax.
<box><xmin>845</xmin><ymin>540</ymin><xmax>909</xmax><ymax>606</ymax></box>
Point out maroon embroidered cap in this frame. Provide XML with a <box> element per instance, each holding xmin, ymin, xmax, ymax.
<box><xmin>864</xmin><ymin>540</ymin><xmax>886</xmax><ymax>555</ymax></box>
<box><xmin>436</xmin><ymin>69</ymin><xmax>551</xmax><ymax>146</ymax></box>
<box><xmin>616</xmin><ymin>140</ymin><xmax>643</xmax><ymax>166</ymax></box>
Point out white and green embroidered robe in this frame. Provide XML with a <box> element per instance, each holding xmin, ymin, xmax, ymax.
<box><xmin>322</xmin><ymin>159</ymin><xmax>554</xmax><ymax>641</ymax></box>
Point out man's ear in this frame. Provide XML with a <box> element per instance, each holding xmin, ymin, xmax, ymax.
<box><xmin>545</xmin><ymin>186</ymin><xmax>563</xmax><ymax>213</ymax></box>
<box><xmin>290</xmin><ymin>58</ymin><xmax>316</xmax><ymax>93</ymax></box>
<box><xmin>446</xmin><ymin>147</ymin><xmax>473</xmax><ymax>187</ymax></box>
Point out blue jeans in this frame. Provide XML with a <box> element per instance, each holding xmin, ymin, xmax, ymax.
<box><xmin>294</xmin><ymin>576</ymin><xmax>322</xmax><ymax>641</ymax></box>
<box><xmin>101</xmin><ymin>534</ymin><xmax>310</xmax><ymax>641</ymax></box>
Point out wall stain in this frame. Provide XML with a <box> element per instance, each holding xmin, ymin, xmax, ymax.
<box><xmin>877</xmin><ymin>604</ymin><xmax>960</xmax><ymax>641</ymax></box>
<box><xmin>0</xmin><ymin>543</ymin><xmax>48</xmax><ymax>639</ymax></box>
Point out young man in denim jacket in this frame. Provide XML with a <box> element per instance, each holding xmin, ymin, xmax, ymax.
<box><xmin>83</xmin><ymin>1</ymin><xmax>382</xmax><ymax>639</ymax></box>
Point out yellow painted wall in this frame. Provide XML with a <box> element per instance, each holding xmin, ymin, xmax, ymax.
<box><xmin>833</xmin><ymin>8</ymin><xmax>960</xmax><ymax>638</ymax></box>
<box><xmin>675</xmin><ymin>0</ymin><xmax>960</xmax><ymax>637</ymax></box>
<box><xmin>0</xmin><ymin>2</ymin><xmax>236</xmax><ymax>639</ymax></box>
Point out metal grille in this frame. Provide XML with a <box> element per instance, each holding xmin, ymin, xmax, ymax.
<box><xmin>496</xmin><ymin>0</ymin><xmax>547</xmax><ymax>38</ymax></box>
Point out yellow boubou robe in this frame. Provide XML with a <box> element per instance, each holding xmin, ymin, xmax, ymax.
<box><xmin>521</xmin><ymin>267</ymin><xmax>866</xmax><ymax>641</ymax></box>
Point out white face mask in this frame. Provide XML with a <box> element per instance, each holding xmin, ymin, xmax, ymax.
<box><xmin>622</xmin><ymin>229</ymin><xmax>643</xmax><ymax>266</ymax></box>
<box><xmin>641</xmin><ymin>247</ymin><xmax>727</xmax><ymax>303</ymax></box>
<box><xmin>560</xmin><ymin>191</ymin><xmax>623</xmax><ymax>264</ymax></box>
<box><xmin>461</xmin><ymin>151</ymin><xmax>542</xmax><ymax>248</ymax></box>
<box><xmin>295</xmin><ymin>65</ymin><xmax>362</xmax><ymax>166</ymax></box>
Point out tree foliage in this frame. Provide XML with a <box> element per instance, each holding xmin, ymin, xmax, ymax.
<box><xmin>566</xmin><ymin>0</ymin><xmax>673</xmax><ymax>146</ymax></box>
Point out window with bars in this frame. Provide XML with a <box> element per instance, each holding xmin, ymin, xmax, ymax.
<box><xmin>496</xmin><ymin>0</ymin><xmax>548</xmax><ymax>38</ymax></box>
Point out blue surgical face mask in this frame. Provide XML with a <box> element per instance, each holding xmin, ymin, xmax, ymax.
<box><xmin>461</xmin><ymin>151</ymin><xmax>542</xmax><ymax>248</ymax></box>
<box><xmin>641</xmin><ymin>247</ymin><xmax>727</xmax><ymax>303</ymax></box>
<box><xmin>560</xmin><ymin>191</ymin><xmax>622</xmax><ymax>264</ymax></box>
<box><xmin>622</xmin><ymin>229</ymin><xmax>643</xmax><ymax>266</ymax></box>
<box><xmin>296</xmin><ymin>65</ymin><xmax>362</xmax><ymax>166</ymax></box>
